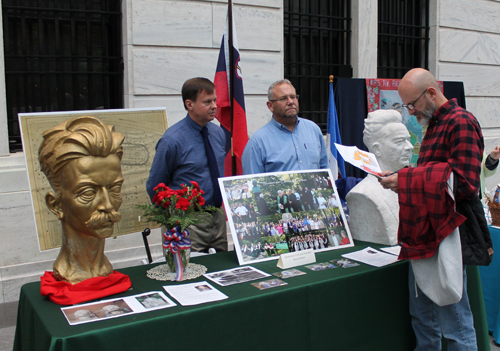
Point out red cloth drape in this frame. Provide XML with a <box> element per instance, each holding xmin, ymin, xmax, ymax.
<box><xmin>40</xmin><ymin>271</ymin><xmax>131</xmax><ymax>305</ymax></box>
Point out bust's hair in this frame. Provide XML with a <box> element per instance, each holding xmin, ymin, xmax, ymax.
<box><xmin>267</xmin><ymin>79</ymin><xmax>294</xmax><ymax>101</ymax></box>
<box><xmin>363</xmin><ymin>109</ymin><xmax>402</xmax><ymax>150</ymax></box>
<box><xmin>39</xmin><ymin>116</ymin><xmax>125</xmax><ymax>191</ymax></box>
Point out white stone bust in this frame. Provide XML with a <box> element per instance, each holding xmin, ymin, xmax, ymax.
<box><xmin>346</xmin><ymin>109</ymin><xmax>413</xmax><ymax>245</ymax></box>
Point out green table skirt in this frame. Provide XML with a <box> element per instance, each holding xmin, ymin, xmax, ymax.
<box><xmin>13</xmin><ymin>241</ymin><xmax>489</xmax><ymax>351</ymax></box>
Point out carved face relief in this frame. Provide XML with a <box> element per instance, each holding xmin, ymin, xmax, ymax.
<box><xmin>376</xmin><ymin>124</ymin><xmax>414</xmax><ymax>171</ymax></box>
<box><xmin>57</xmin><ymin>154</ymin><xmax>124</xmax><ymax>239</ymax></box>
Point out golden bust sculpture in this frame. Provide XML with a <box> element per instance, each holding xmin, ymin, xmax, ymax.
<box><xmin>39</xmin><ymin>116</ymin><xmax>125</xmax><ymax>284</ymax></box>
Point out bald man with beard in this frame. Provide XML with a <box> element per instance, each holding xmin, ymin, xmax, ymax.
<box><xmin>380</xmin><ymin>68</ymin><xmax>492</xmax><ymax>351</ymax></box>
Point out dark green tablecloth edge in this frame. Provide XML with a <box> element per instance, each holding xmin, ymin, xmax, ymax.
<box><xmin>13</xmin><ymin>240</ymin><xmax>488</xmax><ymax>351</ymax></box>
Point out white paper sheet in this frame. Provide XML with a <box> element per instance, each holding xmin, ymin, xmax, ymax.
<box><xmin>163</xmin><ymin>281</ymin><xmax>228</xmax><ymax>306</ymax></box>
<box><xmin>334</xmin><ymin>143</ymin><xmax>382</xmax><ymax>177</ymax></box>
<box><xmin>380</xmin><ymin>246</ymin><xmax>402</xmax><ymax>256</ymax></box>
<box><xmin>341</xmin><ymin>247</ymin><xmax>400</xmax><ymax>267</ymax></box>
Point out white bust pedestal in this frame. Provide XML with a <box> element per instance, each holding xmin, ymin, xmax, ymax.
<box><xmin>346</xmin><ymin>175</ymin><xmax>400</xmax><ymax>246</ymax></box>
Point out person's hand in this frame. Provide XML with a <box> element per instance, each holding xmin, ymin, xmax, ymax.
<box><xmin>378</xmin><ymin>171</ymin><xmax>399</xmax><ymax>193</ymax></box>
<box><xmin>490</xmin><ymin>146</ymin><xmax>500</xmax><ymax>161</ymax></box>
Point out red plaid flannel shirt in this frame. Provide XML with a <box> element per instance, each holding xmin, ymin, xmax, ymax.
<box><xmin>397</xmin><ymin>99</ymin><xmax>484</xmax><ymax>260</ymax></box>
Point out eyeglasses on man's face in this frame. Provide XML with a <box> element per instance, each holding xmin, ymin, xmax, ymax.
<box><xmin>402</xmin><ymin>89</ymin><xmax>427</xmax><ymax>111</ymax></box>
<box><xmin>269</xmin><ymin>95</ymin><xmax>300</xmax><ymax>103</ymax></box>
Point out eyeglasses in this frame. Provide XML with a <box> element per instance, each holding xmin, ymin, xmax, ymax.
<box><xmin>402</xmin><ymin>89</ymin><xmax>427</xmax><ymax>111</ymax></box>
<box><xmin>269</xmin><ymin>95</ymin><xmax>300</xmax><ymax>102</ymax></box>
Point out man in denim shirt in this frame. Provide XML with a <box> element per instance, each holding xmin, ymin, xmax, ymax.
<box><xmin>146</xmin><ymin>78</ymin><xmax>227</xmax><ymax>252</ymax></box>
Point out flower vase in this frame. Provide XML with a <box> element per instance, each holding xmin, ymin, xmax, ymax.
<box><xmin>163</xmin><ymin>246</ymin><xmax>191</xmax><ymax>273</ymax></box>
<box><xmin>162</xmin><ymin>226</ymin><xmax>191</xmax><ymax>279</ymax></box>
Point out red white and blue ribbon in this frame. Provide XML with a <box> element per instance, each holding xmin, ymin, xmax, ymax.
<box><xmin>163</xmin><ymin>227</ymin><xmax>191</xmax><ymax>281</ymax></box>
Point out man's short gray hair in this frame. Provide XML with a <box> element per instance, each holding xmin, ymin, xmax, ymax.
<box><xmin>268</xmin><ymin>79</ymin><xmax>294</xmax><ymax>101</ymax></box>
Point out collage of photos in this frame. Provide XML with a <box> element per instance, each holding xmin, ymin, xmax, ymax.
<box><xmin>219</xmin><ymin>169</ymin><xmax>354</xmax><ymax>265</ymax></box>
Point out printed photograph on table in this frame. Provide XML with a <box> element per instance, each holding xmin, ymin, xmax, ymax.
<box><xmin>251</xmin><ymin>278</ymin><xmax>288</xmax><ymax>290</ymax></box>
<box><xmin>62</xmin><ymin>299</ymin><xmax>133</xmax><ymax>325</ymax></box>
<box><xmin>305</xmin><ymin>262</ymin><xmax>337</xmax><ymax>271</ymax></box>
<box><xmin>218</xmin><ymin>169</ymin><xmax>354</xmax><ymax>265</ymax></box>
<box><xmin>135</xmin><ymin>292</ymin><xmax>175</xmax><ymax>310</ymax></box>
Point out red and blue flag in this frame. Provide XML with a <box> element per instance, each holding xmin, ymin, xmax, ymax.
<box><xmin>214</xmin><ymin>6</ymin><xmax>248</xmax><ymax>176</ymax></box>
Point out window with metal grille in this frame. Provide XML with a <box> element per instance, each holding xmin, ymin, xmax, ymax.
<box><xmin>284</xmin><ymin>0</ymin><xmax>352</xmax><ymax>132</ymax></box>
<box><xmin>2</xmin><ymin>0</ymin><xmax>123</xmax><ymax>152</ymax></box>
<box><xmin>378</xmin><ymin>0</ymin><xmax>429</xmax><ymax>78</ymax></box>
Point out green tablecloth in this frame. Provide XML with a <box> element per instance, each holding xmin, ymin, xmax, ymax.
<box><xmin>13</xmin><ymin>242</ymin><xmax>489</xmax><ymax>351</ymax></box>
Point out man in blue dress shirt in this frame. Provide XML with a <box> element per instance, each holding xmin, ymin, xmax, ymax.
<box><xmin>242</xmin><ymin>79</ymin><xmax>328</xmax><ymax>174</ymax></box>
<box><xmin>146</xmin><ymin>78</ymin><xmax>227</xmax><ymax>252</ymax></box>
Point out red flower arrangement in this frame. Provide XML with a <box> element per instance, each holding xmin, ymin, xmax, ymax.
<box><xmin>139</xmin><ymin>181</ymin><xmax>221</xmax><ymax>280</ymax></box>
<box><xmin>139</xmin><ymin>181</ymin><xmax>218</xmax><ymax>231</ymax></box>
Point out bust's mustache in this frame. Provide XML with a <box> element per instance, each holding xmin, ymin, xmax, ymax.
<box><xmin>85</xmin><ymin>210</ymin><xmax>122</xmax><ymax>229</ymax></box>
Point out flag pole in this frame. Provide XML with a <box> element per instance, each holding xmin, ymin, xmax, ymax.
<box><xmin>228</xmin><ymin>0</ymin><xmax>237</xmax><ymax>175</ymax></box>
<box><xmin>329</xmin><ymin>75</ymin><xmax>334</xmax><ymax>83</ymax></box>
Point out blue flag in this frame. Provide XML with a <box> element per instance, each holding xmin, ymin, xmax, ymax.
<box><xmin>326</xmin><ymin>81</ymin><xmax>345</xmax><ymax>179</ymax></box>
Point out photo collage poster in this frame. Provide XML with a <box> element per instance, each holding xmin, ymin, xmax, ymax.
<box><xmin>219</xmin><ymin>169</ymin><xmax>354</xmax><ymax>265</ymax></box>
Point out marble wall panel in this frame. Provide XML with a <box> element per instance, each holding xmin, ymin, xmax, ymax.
<box><xmin>240</xmin><ymin>51</ymin><xmax>283</xmax><ymax>93</ymax></box>
<box><xmin>465</xmin><ymin>96</ymin><xmax>500</xmax><ymax>129</ymax></box>
<box><xmin>0</xmin><ymin>192</ymin><xmax>58</xmax><ymax>267</ymax></box>
<box><xmin>2</xmin><ymin>274</ymin><xmax>43</xmax><ymax>303</ymax></box>
<box><xmin>131</xmin><ymin>96</ymin><xmax>184</xmax><ymax>126</ymax></box>
<box><xmin>0</xmin><ymin>152</ymin><xmax>28</xmax><ymax>193</ymax></box>
<box><xmin>122</xmin><ymin>41</ymin><xmax>134</xmax><ymax>105</ymax></box>
<box><xmin>122</xmin><ymin>0</ymin><xmax>133</xmax><ymax>46</ymax></box>
<box><xmin>133</xmin><ymin>48</ymin><xmax>219</xmax><ymax>95</ymax></box>
<box><xmin>211</xmin><ymin>3</ymin><xmax>282</xmax><ymax>51</ymax></box>
<box><xmin>351</xmin><ymin>0</ymin><xmax>378</xmax><ymax>78</ymax></box>
<box><xmin>133</xmin><ymin>48</ymin><xmax>282</xmax><ymax>95</ymax></box>
<box><xmin>440</xmin><ymin>0</ymin><xmax>500</xmax><ymax>34</ymax></box>
<box><xmin>244</xmin><ymin>96</ymin><xmax>272</xmax><ymax>135</ymax></box>
<box><xmin>132</xmin><ymin>1</ymin><xmax>213</xmax><ymax>47</ymax></box>
<box><xmin>438</xmin><ymin>62</ymin><xmax>500</xmax><ymax>97</ymax></box>
<box><xmin>0</xmin><ymin>169</ymin><xmax>28</xmax><ymax>193</ymax></box>
<box><xmin>440</xmin><ymin>29</ymin><xmax>500</xmax><ymax>65</ymax></box>
<box><xmin>428</xmin><ymin>0</ymin><xmax>439</xmax><ymax>75</ymax></box>
<box><xmin>0</xmin><ymin>256</ymin><xmax>53</xmax><ymax>302</ymax></box>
